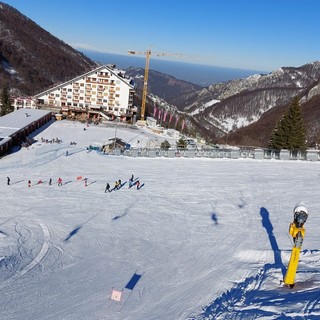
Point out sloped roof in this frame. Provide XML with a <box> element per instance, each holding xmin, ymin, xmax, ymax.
<box><xmin>107</xmin><ymin>137</ymin><xmax>127</xmax><ymax>147</ymax></box>
<box><xmin>34</xmin><ymin>64</ymin><xmax>134</xmax><ymax>98</ymax></box>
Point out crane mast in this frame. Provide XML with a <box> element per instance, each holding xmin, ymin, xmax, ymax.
<box><xmin>141</xmin><ymin>50</ymin><xmax>151</xmax><ymax>122</ymax></box>
<box><xmin>128</xmin><ymin>49</ymin><xmax>183</xmax><ymax>125</ymax></box>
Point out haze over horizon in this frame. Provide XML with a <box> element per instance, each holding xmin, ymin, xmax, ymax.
<box><xmin>2</xmin><ymin>0</ymin><xmax>320</xmax><ymax>72</ymax></box>
<box><xmin>82</xmin><ymin>50</ymin><xmax>267</xmax><ymax>86</ymax></box>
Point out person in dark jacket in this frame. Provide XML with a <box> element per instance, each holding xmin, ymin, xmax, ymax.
<box><xmin>105</xmin><ymin>183</ymin><xmax>111</xmax><ymax>193</ymax></box>
<box><xmin>7</xmin><ymin>177</ymin><xmax>10</xmax><ymax>185</ymax></box>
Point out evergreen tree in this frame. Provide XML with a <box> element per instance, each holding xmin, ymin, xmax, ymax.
<box><xmin>268</xmin><ymin>119</ymin><xmax>286</xmax><ymax>150</ymax></box>
<box><xmin>176</xmin><ymin>137</ymin><xmax>187</xmax><ymax>149</ymax></box>
<box><xmin>0</xmin><ymin>86</ymin><xmax>13</xmax><ymax>116</ymax></box>
<box><xmin>160</xmin><ymin>140</ymin><xmax>171</xmax><ymax>150</ymax></box>
<box><xmin>268</xmin><ymin>97</ymin><xmax>306</xmax><ymax>150</ymax></box>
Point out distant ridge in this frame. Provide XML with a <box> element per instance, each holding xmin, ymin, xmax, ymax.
<box><xmin>81</xmin><ymin>50</ymin><xmax>267</xmax><ymax>87</ymax></box>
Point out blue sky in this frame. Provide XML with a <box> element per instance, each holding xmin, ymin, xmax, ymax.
<box><xmin>2</xmin><ymin>0</ymin><xmax>320</xmax><ymax>71</ymax></box>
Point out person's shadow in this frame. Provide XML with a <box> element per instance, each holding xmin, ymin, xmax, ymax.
<box><xmin>211</xmin><ymin>213</ymin><xmax>218</xmax><ymax>224</ymax></box>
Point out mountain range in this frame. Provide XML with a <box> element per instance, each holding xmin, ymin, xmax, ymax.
<box><xmin>1</xmin><ymin>1</ymin><xmax>320</xmax><ymax>148</ymax></box>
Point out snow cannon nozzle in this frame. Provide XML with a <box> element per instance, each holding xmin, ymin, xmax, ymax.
<box><xmin>293</xmin><ymin>205</ymin><xmax>308</xmax><ymax>227</ymax></box>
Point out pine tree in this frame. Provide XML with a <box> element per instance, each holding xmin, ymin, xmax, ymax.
<box><xmin>160</xmin><ymin>140</ymin><xmax>171</xmax><ymax>150</ymax></box>
<box><xmin>0</xmin><ymin>86</ymin><xmax>13</xmax><ymax>116</ymax></box>
<box><xmin>176</xmin><ymin>137</ymin><xmax>187</xmax><ymax>149</ymax></box>
<box><xmin>269</xmin><ymin>120</ymin><xmax>286</xmax><ymax>150</ymax></box>
<box><xmin>268</xmin><ymin>97</ymin><xmax>306</xmax><ymax>150</ymax></box>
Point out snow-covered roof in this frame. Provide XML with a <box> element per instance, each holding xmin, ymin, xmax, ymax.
<box><xmin>0</xmin><ymin>108</ymin><xmax>51</xmax><ymax>139</ymax></box>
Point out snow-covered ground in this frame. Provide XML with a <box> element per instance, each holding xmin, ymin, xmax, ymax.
<box><xmin>1</xmin><ymin>120</ymin><xmax>320</xmax><ymax>320</ymax></box>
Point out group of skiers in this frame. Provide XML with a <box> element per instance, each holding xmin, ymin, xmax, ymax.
<box><xmin>105</xmin><ymin>174</ymin><xmax>142</xmax><ymax>193</ymax></box>
<box><xmin>6</xmin><ymin>177</ymin><xmax>63</xmax><ymax>187</ymax></box>
<box><xmin>25</xmin><ymin>177</ymin><xmax>63</xmax><ymax>187</ymax></box>
<box><xmin>6</xmin><ymin>175</ymin><xmax>144</xmax><ymax>191</ymax></box>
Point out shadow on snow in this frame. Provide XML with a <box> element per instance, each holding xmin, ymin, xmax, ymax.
<box><xmin>63</xmin><ymin>212</ymin><xmax>101</xmax><ymax>243</ymax></box>
<box><xmin>191</xmin><ymin>207</ymin><xmax>313</xmax><ymax>320</ymax></box>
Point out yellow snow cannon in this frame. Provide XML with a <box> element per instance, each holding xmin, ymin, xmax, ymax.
<box><xmin>283</xmin><ymin>205</ymin><xmax>308</xmax><ymax>288</ymax></box>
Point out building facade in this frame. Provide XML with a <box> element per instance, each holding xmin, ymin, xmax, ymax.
<box><xmin>32</xmin><ymin>65</ymin><xmax>136</xmax><ymax>122</ymax></box>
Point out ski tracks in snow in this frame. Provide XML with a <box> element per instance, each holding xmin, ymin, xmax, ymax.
<box><xmin>0</xmin><ymin>220</ymin><xmax>52</xmax><ymax>291</ymax></box>
<box><xmin>189</xmin><ymin>178</ymin><xmax>320</xmax><ymax>319</ymax></box>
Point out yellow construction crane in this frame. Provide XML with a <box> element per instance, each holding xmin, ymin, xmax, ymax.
<box><xmin>128</xmin><ymin>49</ymin><xmax>184</xmax><ymax>124</ymax></box>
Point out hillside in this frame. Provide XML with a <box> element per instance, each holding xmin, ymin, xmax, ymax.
<box><xmin>124</xmin><ymin>67</ymin><xmax>202</xmax><ymax>102</ymax></box>
<box><xmin>0</xmin><ymin>2</ymin><xmax>97</xmax><ymax>95</ymax></box>
<box><xmin>169</xmin><ymin>63</ymin><xmax>320</xmax><ymax>147</ymax></box>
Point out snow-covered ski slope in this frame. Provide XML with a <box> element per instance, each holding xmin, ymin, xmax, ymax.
<box><xmin>1</xmin><ymin>120</ymin><xmax>320</xmax><ymax>320</ymax></box>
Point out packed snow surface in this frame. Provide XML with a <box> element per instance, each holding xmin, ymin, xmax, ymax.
<box><xmin>1</xmin><ymin>120</ymin><xmax>320</xmax><ymax>320</ymax></box>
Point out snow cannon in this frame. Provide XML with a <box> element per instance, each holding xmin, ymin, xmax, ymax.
<box><xmin>283</xmin><ymin>205</ymin><xmax>309</xmax><ymax>288</ymax></box>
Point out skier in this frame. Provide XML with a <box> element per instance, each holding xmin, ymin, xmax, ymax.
<box><xmin>84</xmin><ymin>178</ymin><xmax>88</xmax><ymax>187</ymax></box>
<box><xmin>114</xmin><ymin>180</ymin><xmax>119</xmax><ymax>190</ymax></box>
<box><xmin>7</xmin><ymin>176</ymin><xmax>10</xmax><ymax>185</ymax></box>
<box><xmin>105</xmin><ymin>183</ymin><xmax>111</xmax><ymax>193</ymax></box>
<box><xmin>58</xmin><ymin>177</ymin><xmax>63</xmax><ymax>186</ymax></box>
<box><xmin>128</xmin><ymin>174</ymin><xmax>134</xmax><ymax>188</ymax></box>
<box><xmin>49</xmin><ymin>178</ymin><xmax>52</xmax><ymax>185</ymax></box>
<box><xmin>136</xmin><ymin>180</ymin><xmax>140</xmax><ymax>190</ymax></box>
<box><xmin>28</xmin><ymin>180</ymin><xmax>31</xmax><ymax>187</ymax></box>
<box><xmin>118</xmin><ymin>179</ymin><xmax>122</xmax><ymax>189</ymax></box>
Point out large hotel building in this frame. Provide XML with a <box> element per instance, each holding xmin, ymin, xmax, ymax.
<box><xmin>14</xmin><ymin>64</ymin><xmax>137</xmax><ymax>122</ymax></box>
